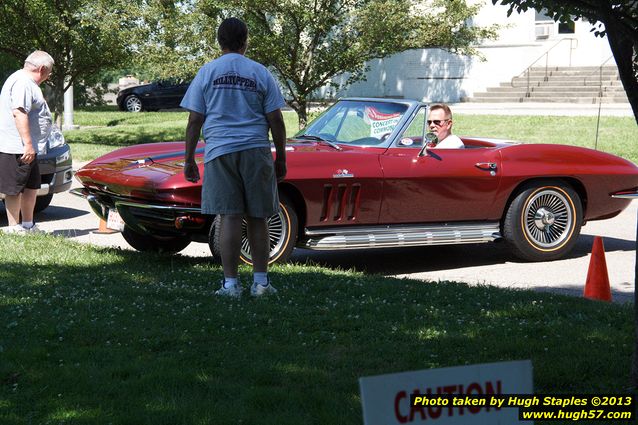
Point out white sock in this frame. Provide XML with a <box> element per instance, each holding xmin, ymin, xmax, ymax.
<box><xmin>254</xmin><ymin>272</ymin><xmax>269</xmax><ymax>287</ymax></box>
<box><xmin>223</xmin><ymin>277</ymin><xmax>238</xmax><ymax>288</ymax></box>
<box><xmin>21</xmin><ymin>221</ymin><xmax>34</xmax><ymax>229</ymax></box>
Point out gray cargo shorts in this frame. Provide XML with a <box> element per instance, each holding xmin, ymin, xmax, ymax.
<box><xmin>201</xmin><ymin>147</ymin><xmax>279</xmax><ymax>218</ymax></box>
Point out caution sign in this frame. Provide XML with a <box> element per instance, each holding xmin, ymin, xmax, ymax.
<box><xmin>359</xmin><ymin>360</ymin><xmax>533</xmax><ymax>424</ymax></box>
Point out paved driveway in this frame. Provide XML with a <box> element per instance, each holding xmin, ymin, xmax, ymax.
<box><xmin>9</xmin><ymin>174</ymin><xmax>636</xmax><ymax>304</ymax></box>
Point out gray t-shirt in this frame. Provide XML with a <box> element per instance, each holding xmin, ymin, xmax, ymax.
<box><xmin>180</xmin><ymin>53</ymin><xmax>286</xmax><ymax>163</ymax></box>
<box><xmin>0</xmin><ymin>69</ymin><xmax>52</xmax><ymax>154</ymax></box>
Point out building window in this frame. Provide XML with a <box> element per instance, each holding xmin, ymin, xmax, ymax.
<box><xmin>534</xmin><ymin>8</ymin><xmax>575</xmax><ymax>38</ymax></box>
<box><xmin>558</xmin><ymin>21</ymin><xmax>575</xmax><ymax>34</ymax></box>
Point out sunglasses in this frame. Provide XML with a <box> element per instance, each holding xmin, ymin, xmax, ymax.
<box><xmin>427</xmin><ymin>119</ymin><xmax>450</xmax><ymax>126</ymax></box>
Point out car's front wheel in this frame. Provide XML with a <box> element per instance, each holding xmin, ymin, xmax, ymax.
<box><xmin>503</xmin><ymin>181</ymin><xmax>582</xmax><ymax>261</ymax></box>
<box><xmin>122</xmin><ymin>226</ymin><xmax>191</xmax><ymax>253</ymax></box>
<box><xmin>209</xmin><ymin>195</ymin><xmax>298</xmax><ymax>265</ymax></box>
<box><xmin>124</xmin><ymin>95</ymin><xmax>143</xmax><ymax>112</ymax></box>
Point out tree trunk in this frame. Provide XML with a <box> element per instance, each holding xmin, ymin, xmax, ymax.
<box><xmin>289</xmin><ymin>98</ymin><xmax>307</xmax><ymax>129</ymax></box>
<box><xmin>605</xmin><ymin>23</ymin><xmax>638</xmax><ymax>126</ymax></box>
<box><xmin>46</xmin><ymin>74</ymin><xmax>65</xmax><ymax>128</ymax></box>
<box><xmin>286</xmin><ymin>97</ymin><xmax>309</xmax><ymax>130</ymax></box>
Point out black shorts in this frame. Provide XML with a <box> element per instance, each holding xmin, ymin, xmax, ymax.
<box><xmin>0</xmin><ymin>152</ymin><xmax>41</xmax><ymax>196</ymax></box>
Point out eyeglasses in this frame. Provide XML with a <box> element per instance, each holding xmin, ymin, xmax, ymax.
<box><xmin>427</xmin><ymin>119</ymin><xmax>450</xmax><ymax>126</ymax></box>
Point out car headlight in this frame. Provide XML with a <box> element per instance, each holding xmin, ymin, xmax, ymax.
<box><xmin>56</xmin><ymin>150</ymin><xmax>71</xmax><ymax>163</ymax></box>
<box><xmin>48</xmin><ymin>125</ymin><xmax>66</xmax><ymax>149</ymax></box>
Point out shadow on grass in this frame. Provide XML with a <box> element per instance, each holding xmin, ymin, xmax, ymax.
<box><xmin>106</xmin><ymin>119</ymin><xmax>126</xmax><ymax>127</ymax></box>
<box><xmin>0</xmin><ymin>237</ymin><xmax>634</xmax><ymax>424</ymax></box>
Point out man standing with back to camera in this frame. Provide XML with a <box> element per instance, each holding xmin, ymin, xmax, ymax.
<box><xmin>0</xmin><ymin>50</ymin><xmax>54</xmax><ymax>234</ymax></box>
<box><xmin>182</xmin><ymin>17</ymin><xmax>287</xmax><ymax>298</ymax></box>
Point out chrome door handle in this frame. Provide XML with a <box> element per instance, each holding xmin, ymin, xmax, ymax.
<box><xmin>475</xmin><ymin>162</ymin><xmax>497</xmax><ymax>171</ymax></box>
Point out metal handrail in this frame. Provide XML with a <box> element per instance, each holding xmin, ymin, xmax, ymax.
<box><xmin>583</xmin><ymin>55</ymin><xmax>615</xmax><ymax>96</ymax></box>
<box><xmin>585</xmin><ymin>55</ymin><xmax>617</xmax><ymax>151</ymax></box>
<box><xmin>511</xmin><ymin>37</ymin><xmax>578</xmax><ymax>97</ymax></box>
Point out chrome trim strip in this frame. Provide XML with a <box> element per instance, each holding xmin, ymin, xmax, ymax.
<box><xmin>611</xmin><ymin>190</ymin><xmax>638</xmax><ymax>199</ymax></box>
<box><xmin>302</xmin><ymin>222</ymin><xmax>501</xmax><ymax>250</ymax></box>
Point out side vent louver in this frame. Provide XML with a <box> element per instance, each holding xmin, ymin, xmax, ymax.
<box><xmin>321</xmin><ymin>184</ymin><xmax>361</xmax><ymax>222</ymax></box>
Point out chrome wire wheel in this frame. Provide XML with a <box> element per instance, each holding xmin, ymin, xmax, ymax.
<box><xmin>521</xmin><ymin>187</ymin><xmax>575</xmax><ymax>250</ymax></box>
<box><xmin>209</xmin><ymin>196</ymin><xmax>298</xmax><ymax>265</ymax></box>
<box><xmin>240</xmin><ymin>208</ymin><xmax>288</xmax><ymax>262</ymax></box>
<box><xmin>504</xmin><ymin>182</ymin><xmax>582</xmax><ymax>261</ymax></box>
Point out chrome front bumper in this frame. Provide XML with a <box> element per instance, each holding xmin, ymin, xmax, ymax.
<box><xmin>0</xmin><ymin>166</ymin><xmax>73</xmax><ymax>199</ymax></box>
<box><xmin>70</xmin><ymin>187</ymin><xmax>205</xmax><ymax>236</ymax></box>
<box><xmin>37</xmin><ymin>167</ymin><xmax>74</xmax><ymax>196</ymax></box>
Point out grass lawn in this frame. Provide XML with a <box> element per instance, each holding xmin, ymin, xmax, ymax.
<box><xmin>64</xmin><ymin>107</ymin><xmax>638</xmax><ymax>163</ymax></box>
<box><xmin>0</xmin><ymin>235</ymin><xmax>634</xmax><ymax>424</ymax></box>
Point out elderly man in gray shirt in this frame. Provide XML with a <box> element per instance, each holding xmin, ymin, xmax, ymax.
<box><xmin>0</xmin><ymin>50</ymin><xmax>54</xmax><ymax>234</ymax></box>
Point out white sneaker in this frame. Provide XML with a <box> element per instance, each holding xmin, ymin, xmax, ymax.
<box><xmin>23</xmin><ymin>223</ymin><xmax>46</xmax><ymax>234</ymax></box>
<box><xmin>1</xmin><ymin>224</ymin><xmax>26</xmax><ymax>235</ymax></box>
<box><xmin>250</xmin><ymin>280</ymin><xmax>278</xmax><ymax>297</ymax></box>
<box><xmin>215</xmin><ymin>280</ymin><xmax>243</xmax><ymax>298</ymax></box>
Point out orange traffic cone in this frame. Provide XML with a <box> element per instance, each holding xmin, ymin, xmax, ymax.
<box><xmin>583</xmin><ymin>236</ymin><xmax>612</xmax><ymax>302</ymax></box>
<box><xmin>92</xmin><ymin>217</ymin><xmax>117</xmax><ymax>235</ymax></box>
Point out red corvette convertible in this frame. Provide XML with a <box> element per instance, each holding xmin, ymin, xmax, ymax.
<box><xmin>73</xmin><ymin>98</ymin><xmax>638</xmax><ymax>264</ymax></box>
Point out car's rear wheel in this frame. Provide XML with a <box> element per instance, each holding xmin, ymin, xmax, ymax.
<box><xmin>503</xmin><ymin>181</ymin><xmax>582</xmax><ymax>261</ymax></box>
<box><xmin>124</xmin><ymin>95</ymin><xmax>143</xmax><ymax>112</ymax></box>
<box><xmin>34</xmin><ymin>194</ymin><xmax>53</xmax><ymax>213</ymax></box>
<box><xmin>209</xmin><ymin>195</ymin><xmax>298</xmax><ymax>265</ymax></box>
<box><xmin>122</xmin><ymin>226</ymin><xmax>191</xmax><ymax>253</ymax></box>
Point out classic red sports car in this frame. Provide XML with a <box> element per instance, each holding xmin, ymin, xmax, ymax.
<box><xmin>73</xmin><ymin>98</ymin><xmax>638</xmax><ymax>264</ymax></box>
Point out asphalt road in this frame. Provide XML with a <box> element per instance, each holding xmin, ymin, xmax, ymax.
<box><xmin>7</xmin><ymin>173</ymin><xmax>636</xmax><ymax>304</ymax></box>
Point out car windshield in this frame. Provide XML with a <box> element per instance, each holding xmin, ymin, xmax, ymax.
<box><xmin>294</xmin><ymin>100</ymin><xmax>410</xmax><ymax>146</ymax></box>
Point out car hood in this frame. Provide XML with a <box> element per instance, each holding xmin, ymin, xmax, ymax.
<box><xmin>76</xmin><ymin>140</ymin><xmax>366</xmax><ymax>203</ymax></box>
<box><xmin>76</xmin><ymin>142</ymin><xmax>197</xmax><ymax>203</ymax></box>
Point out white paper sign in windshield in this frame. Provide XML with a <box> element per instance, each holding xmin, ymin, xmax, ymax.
<box><xmin>365</xmin><ymin>106</ymin><xmax>401</xmax><ymax>139</ymax></box>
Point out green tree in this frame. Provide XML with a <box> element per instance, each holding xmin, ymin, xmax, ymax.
<box><xmin>0</xmin><ymin>52</ymin><xmax>20</xmax><ymax>81</ymax></box>
<box><xmin>132</xmin><ymin>0</ymin><xmax>219</xmax><ymax>82</ymax></box>
<box><xmin>138</xmin><ymin>0</ymin><xmax>498</xmax><ymax>126</ymax></box>
<box><xmin>493</xmin><ymin>0</ymin><xmax>638</xmax><ymax>126</ymax></box>
<box><xmin>204</xmin><ymin>0</ymin><xmax>499</xmax><ymax>126</ymax></box>
<box><xmin>0</xmin><ymin>0</ymin><xmax>138</xmax><ymax>122</ymax></box>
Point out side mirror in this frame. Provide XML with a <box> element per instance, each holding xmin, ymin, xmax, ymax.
<box><xmin>418</xmin><ymin>132</ymin><xmax>438</xmax><ymax>157</ymax></box>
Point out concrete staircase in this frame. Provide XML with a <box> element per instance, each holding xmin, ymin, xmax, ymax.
<box><xmin>465</xmin><ymin>66</ymin><xmax>628</xmax><ymax>103</ymax></box>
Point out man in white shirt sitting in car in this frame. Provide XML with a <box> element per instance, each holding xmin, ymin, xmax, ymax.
<box><xmin>427</xmin><ymin>103</ymin><xmax>464</xmax><ymax>149</ymax></box>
